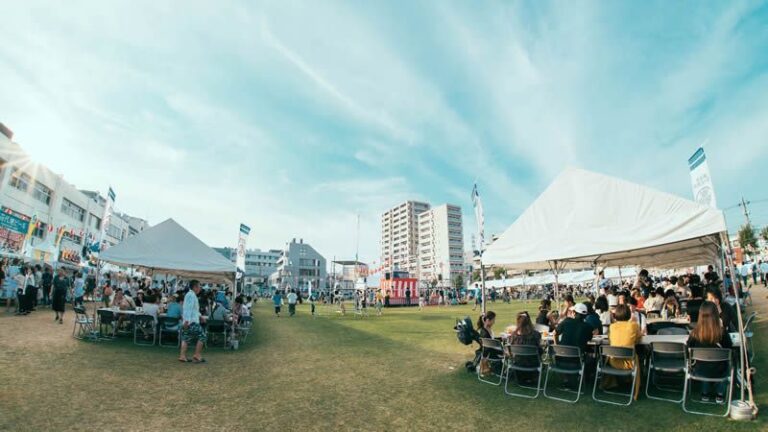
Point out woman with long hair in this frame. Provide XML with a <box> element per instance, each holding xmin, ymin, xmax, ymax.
<box><xmin>508</xmin><ymin>311</ymin><xmax>542</xmax><ymax>384</ymax></box>
<box><xmin>476</xmin><ymin>311</ymin><xmax>496</xmax><ymax>339</ymax></box>
<box><xmin>688</xmin><ymin>301</ymin><xmax>733</xmax><ymax>404</ymax></box>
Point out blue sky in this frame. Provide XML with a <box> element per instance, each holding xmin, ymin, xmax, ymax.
<box><xmin>1</xmin><ymin>1</ymin><xmax>768</xmax><ymax>263</ymax></box>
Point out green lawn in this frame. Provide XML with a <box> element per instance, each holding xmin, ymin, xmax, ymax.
<box><xmin>0</xmin><ymin>297</ymin><xmax>764</xmax><ymax>431</ymax></box>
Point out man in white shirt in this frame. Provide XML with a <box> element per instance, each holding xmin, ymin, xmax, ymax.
<box><xmin>179</xmin><ymin>280</ymin><xmax>207</xmax><ymax>363</ymax></box>
<box><xmin>287</xmin><ymin>290</ymin><xmax>298</xmax><ymax>317</ymax></box>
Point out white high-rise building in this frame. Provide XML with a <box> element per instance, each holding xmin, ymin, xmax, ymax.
<box><xmin>380</xmin><ymin>200</ymin><xmax>430</xmax><ymax>278</ymax></box>
<box><xmin>417</xmin><ymin>204</ymin><xmax>465</xmax><ymax>288</ymax></box>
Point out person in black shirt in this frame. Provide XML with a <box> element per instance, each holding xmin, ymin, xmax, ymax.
<box><xmin>554</xmin><ymin>303</ymin><xmax>594</xmax><ymax>353</ymax></box>
<box><xmin>41</xmin><ymin>267</ymin><xmax>53</xmax><ymax>307</ymax></box>
<box><xmin>405</xmin><ymin>288</ymin><xmax>411</xmax><ymax>306</ymax></box>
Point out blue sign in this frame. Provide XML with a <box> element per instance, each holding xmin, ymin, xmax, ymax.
<box><xmin>0</xmin><ymin>212</ymin><xmax>29</xmax><ymax>234</ymax></box>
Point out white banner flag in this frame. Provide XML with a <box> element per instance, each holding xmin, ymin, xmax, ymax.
<box><xmin>236</xmin><ymin>223</ymin><xmax>250</xmax><ymax>279</ymax></box>
<box><xmin>98</xmin><ymin>187</ymin><xmax>116</xmax><ymax>251</ymax></box>
<box><xmin>471</xmin><ymin>183</ymin><xmax>485</xmax><ymax>251</ymax></box>
<box><xmin>688</xmin><ymin>148</ymin><xmax>717</xmax><ymax>208</ymax></box>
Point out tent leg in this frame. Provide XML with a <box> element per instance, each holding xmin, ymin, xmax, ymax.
<box><xmin>720</xmin><ymin>232</ymin><xmax>754</xmax><ymax>412</ymax></box>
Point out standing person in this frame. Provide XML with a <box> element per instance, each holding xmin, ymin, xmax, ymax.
<box><xmin>21</xmin><ymin>266</ymin><xmax>36</xmax><ymax>315</ymax></box>
<box><xmin>102</xmin><ymin>280</ymin><xmax>113</xmax><ymax>307</ymax></box>
<box><xmin>33</xmin><ymin>265</ymin><xmax>42</xmax><ymax>309</ymax></box>
<box><xmin>272</xmin><ymin>290</ymin><xmax>283</xmax><ymax>318</ymax></box>
<box><xmin>287</xmin><ymin>289</ymin><xmax>298</xmax><ymax>317</ymax></box>
<box><xmin>384</xmin><ymin>290</ymin><xmax>390</xmax><ymax>307</ymax></box>
<box><xmin>760</xmin><ymin>260</ymin><xmax>768</xmax><ymax>287</ymax></box>
<box><xmin>418</xmin><ymin>292</ymin><xmax>425</xmax><ymax>311</ymax></box>
<box><xmin>375</xmin><ymin>289</ymin><xmax>383</xmax><ymax>316</ymax></box>
<box><xmin>52</xmin><ymin>268</ymin><xmax>69</xmax><ymax>324</ymax></box>
<box><xmin>751</xmin><ymin>262</ymin><xmax>759</xmax><ymax>286</ymax></box>
<box><xmin>405</xmin><ymin>288</ymin><xmax>411</xmax><ymax>306</ymax></box>
<box><xmin>179</xmin><ymin>280</ymin><xmax>207</xmax><ymax>363</ymax></box>
<box><xmin>41</xmin><ymin>266</ymin><xmax>53</xmax><ymax>307</ymax></box>
<box><xmin>72</xmin><ymin>272</ymin><xmax>85</xmax><ymax>307</ymax></box>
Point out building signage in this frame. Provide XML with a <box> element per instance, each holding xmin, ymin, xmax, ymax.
<box><xmin>0</xmin><ymin>212</ymin><xmax>30</xmax><ymax>234</ymax></box>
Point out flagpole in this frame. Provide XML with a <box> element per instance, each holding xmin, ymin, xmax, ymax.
<box><xmin>479</xmin><ymin>253</ymin><xmax>487</xmax><ymax>315</ymax></box>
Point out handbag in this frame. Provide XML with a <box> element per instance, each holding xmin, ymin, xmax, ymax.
<box><xmin>479</xmin><ymin>358</ymin><xmax>492</xmax><ymax>376</ymax></box>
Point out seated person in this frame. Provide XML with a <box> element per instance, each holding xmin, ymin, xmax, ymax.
<box><xmin>165</xmin><ymin>293</ymin><xmax>183</xmax><ymax>319</ymax></box>
<box><xmin>553</xmin><ymin>303</ymin><xmax>594</xmax><ymax>388</ymax></box>
<box><xmin>559</xmin><ymin>295</ymin><xmax>575</xmax><ymax>321</ymax></box>
<box><xmin>535</xmin><ymin>300</ymin><xmax>550</xmax><ymax>327</ymax></box>
<box><xmin>509</xmin><ymin>311</ymin><xmax>542</xmax><ymax>384</ymax></box>
<box><xmin>687</xmin><ymin>301</ymin><xmax>733</xmax><ymax>404</ymax></box>
<box><xmin>583</xmin><ymin>302</ymin><xmax>602</xmax><ymax>335</ymax></box>
<box><xmin>685</xmin><ymin>283</ymin><xmax>704</xmax><ymax>322</ymax></box>
<box><xmin>644</xmin><ymin>288</ymin><xmax>665</xmax><ymax>314</ymax></box>
<box><xmin>141</xmin><ymin>295</ymin><xmax>160</xmax><ymax>322</ymax></box>
<box><xmin>554</xmin><ymin>303</ymin><xmax>594</xmax><ymax>352</ymax></box>
<box><xmin>705</xmin><ymin>287</ymin><xmax>736</xmax><ymax>333</ymax></box>
<box><xmin>211</xmin><ymin>301</ymin><xmax>232</xmax><ymax>321</ymax></box>
<box><xmin>606</xmin><ymin>304</ymin><xmax>641</xmax><ymax>398</ymax></box>
<box><xmin>606</xmin><ymin>287</ymin><xmax>619</xmax><ymax>309</ymax></box>
<box><xmin>631</xmin><ymin>289</ymin><xmax>645</xmax><ymax>310</ymax></box>
<box><xmin>594</xmin><ymin>295</ymin><xmax>611</xmax><ymax>335</ymax></box>
<box><xmin>475</xmin><ymin>311</ymin><xmax>500</xmax><ymax>374</ymax></box>
<box><xmin>627</xmin><ymin>297</ymin><xmax>647</xmax><ymax>335</ymax></box>
<box><xmin>662</xmin><ymin>290</ymin><xmax>680</xmax><ymax>318</ymax></box>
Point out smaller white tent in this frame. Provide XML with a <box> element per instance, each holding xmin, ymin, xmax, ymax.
<box><xmin>484</xmin><ymin>168</ymin><xmax>727</xmax><ymax>270</ymax></box>
<box><xmin>99</xmin><ymin>218</ymin><xmax>236</xmax><ymax>282</ymax></box>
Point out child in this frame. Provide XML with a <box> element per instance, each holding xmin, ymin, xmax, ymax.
<box><xmin>310</xmin><ymin>293</ymin><xmax>316</xmax><ymax>318</ymax></box>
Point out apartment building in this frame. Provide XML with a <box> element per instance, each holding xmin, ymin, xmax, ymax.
<box><xmin>417</xmin><ymin>204</ymin><xmax>465</xmax><ymax>288</ymax></box>
<box><xmin>380</xmin><ymin>200</ymin><xmax>430</xmax><ymax>278</ymax></box>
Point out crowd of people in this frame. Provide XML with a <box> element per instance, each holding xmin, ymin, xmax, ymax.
<box><xmin>472</xmin><ymin>265</ymin><xmax>745</xmax><ymax>404</ymax></box>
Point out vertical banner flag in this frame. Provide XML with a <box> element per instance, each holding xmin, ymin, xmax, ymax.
<box><xmin>98</xmin><ymin>187</ymin><xmax>116</xmax><ymax>251</ymax></box>
<box><xmin>688</xmin><ymin>148</ymin><xmax>717</xmax><ymax>209</ymax></box>
<box><xmin>236</xmin><ymin>223</ymin><xmax>250</xmax><ymax>279</ymax></box>
<box><xmin>471</xmin><ymin>183</ymin><xmax>485</xmax><ymax>251</ymax></box>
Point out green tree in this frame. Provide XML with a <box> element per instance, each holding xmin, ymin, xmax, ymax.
<box><xmin>739</xmin><ymin>224</ymin><xmax>758</xmax><ymax>251</ymax></box>
<box><xmin>761</xmin><ymin>225</ymin><xmax>768</xmax><ymax>243</ymax></box>
<box><xmin>453</xmin><ymin>274</ymin><xmax>464</xmax><ymax>290</ymax></box>
<box><xmin>492</xmin><ymin>267</ymin><xmax>506</xmax><ymax>280</ymax></box>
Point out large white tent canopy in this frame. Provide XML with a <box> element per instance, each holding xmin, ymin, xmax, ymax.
<box><xmin>100</xmin><ymin>218</ymin><xmax>235</xmax><ymax>282</ymax></box>
<box><xmin>483</xmin><ymin>168</ymin><xmax>727</xmax><ymax>271</ymax></box>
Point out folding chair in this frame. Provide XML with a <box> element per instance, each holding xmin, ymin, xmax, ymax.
<box><xmin>72</xmin><ymin>306</ymin><xmax>98</xmax><ymax>341</ymax></box>
<box><xmin>682</xmin><ymin>348</ymin><xmax>733</xmax><ymax>417</ymax></box>
<box><xmin>658</xmin><ymin>327</ymin><xmax>689</xmax><ymax>336</ymax></box>
<box><xmin>133</xmin><ymin>315</ymin><xmax>156</xmax><ymax>346</ymax></box>
<box><xmin>477</xmin><ymin>338</ymin><xmax>505</xmax><ymax>386</ymax></box>
<box><xmin>206</xmin><ymin>320</ymin><xmax>229</xmax><ymax>348</ymax></box>
<box><xmin>503</xmin><ymin>344</ymin><xmax>543</xmax><ymax>398</ymax></box>
<box><xmin>645</xmin><ymin>342</ymin><xmax>687</xmax><ymax>403</ymax></box>
<box><xmin>237</xmin><ymin>316</ymin><xmax>253</xmax><ymax>343</ymax></box>
<box><xmin>97</xmin><ymin>309</ymin><xmax>117</xmax><ymax>339</ymax></box>
<box><xmin>592</xmin><ymin>345</ymin><xmax>638</xmax><ymax>406</ymax></box>
<box><xmin>158</xmin><ymin>317</ymin><xmax>181</xmax><ymax>347</ymax></box>
<box><xmin>543</xmin><ymin>345</ymin><xmax>585</xmax><ymax>403</ymax></box>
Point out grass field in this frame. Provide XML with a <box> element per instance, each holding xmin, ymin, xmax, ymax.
<box><xmin>0</xmin><ymin>292</ymin><xmax>765</xmax><ymax>431</ymax></box>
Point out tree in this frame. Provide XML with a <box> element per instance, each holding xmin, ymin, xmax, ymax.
<box><xmin>453</xmin><ymin>274</ymin><xmax>464</xmax><ymax>290</ymax></box>
<box><xmin>738</xmin><ymin>224</ymin><xmax>758</xmax><ymax>251</ymax></box>
<box><xmin>761</xmin><ymin>225</ymin><xmax>768</xmax><ymax>243</ymax></box>
<box><xmin>492</xmin><ymin>267</ymin><xmax>506</xmax><ymax>280</ymax></box>
<box><xmin>472</xmin><ymin>270</ymin><xmax>481</xmax><ymax>282</ymax></box>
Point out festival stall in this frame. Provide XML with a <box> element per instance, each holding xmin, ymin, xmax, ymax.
<box><xmin>483</xmin><ymin>167</ymin><xmax>755</xmax><ymax>417</ymax></box>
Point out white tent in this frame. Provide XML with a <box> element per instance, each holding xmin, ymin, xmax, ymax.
<box><xmin>99</xmin><ymin>218</ymin><xmax>236</xmax><ymax>282</ymax></box>
<box><xmin>483</xmin><ymin>168</ymin><xmax>727</xmax><ymax>270</ymax></box>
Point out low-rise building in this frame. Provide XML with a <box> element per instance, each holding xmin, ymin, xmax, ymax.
<box><xmin>270</xmin><ymin>238</ymin><xmax>327</xmax><ymax>293</ymax></box>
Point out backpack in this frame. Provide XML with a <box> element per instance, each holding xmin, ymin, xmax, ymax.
<box><xmin>454</xmin><ymin>316</ymin><xmax>478</xmax><ymax>346</ymax></box>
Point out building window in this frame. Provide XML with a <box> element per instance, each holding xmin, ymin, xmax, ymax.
<box><xmin>89</xmin><ymin>214</ymin><xmax>102</xmax><ymax>230</ymax></box>
<box><xmin>32</xmin><ymin>181</ymin><xmax>53</xmax><ymax>205</ymax></box>
<box><xmin>61</xmin><ymin>199</ymin><xmax>86</xmax><ymax>222</ymax></box>
<box><xmin>9</xmin><ymin>168</ymin><xmax>30</xmax><ymax>192</ymax></box>
<box><xmin>33</xmin><ymin>222</ymin><xmax>48</xmax><ymax>239</ymax></box>
<box><xmin>107</xmin><ymin>224</ymin><xmax>123</xmax><ymax>240</ymax></box>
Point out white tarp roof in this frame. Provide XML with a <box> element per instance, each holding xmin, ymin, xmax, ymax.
<box><xmin>484</xmin><ymin>168</ymin><xmax>727</xmax><ymax>271</ymax></box>
<box><xmin>100</xmin><ymin>218</ymin><xmax>235</xmax><ymax>281</ymax></box>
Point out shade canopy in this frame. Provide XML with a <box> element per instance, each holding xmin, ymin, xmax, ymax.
<box><xmin>483</xmin><ymin>168</ymin><xmax>727</xmax><ymax>271</ymax></box>
<box><xmin>100</xmin><ymin>218</ymin><xmax>236</xmax><ymax>281</ymax></box>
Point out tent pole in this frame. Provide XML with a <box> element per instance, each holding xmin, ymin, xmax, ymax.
<box><xmin>552</xmin><ymin>260</ymin><xmax>560</xmax><ymax>311</ymax></box>
<box><xmin>720</xmin><ymin>232</ymin><xmax>755</xmax><ymax>412</ymax></box>
<box><xmin>618</xmin><ymin>267</ymin><xmax>623</xmax><ymax>285</ymax></box>
<box><xmin>479</xmin><ymin>257</ymin><xmax>487</xmax><ymax>315</ymax></box>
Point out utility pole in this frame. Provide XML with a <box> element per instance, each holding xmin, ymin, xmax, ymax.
<box><xmin>738</xmin><ymin>196</ymin><xmax>752</xmax><ymax>226</ymax></box>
